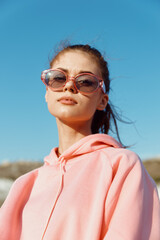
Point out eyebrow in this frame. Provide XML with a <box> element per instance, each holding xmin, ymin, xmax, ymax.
<box><xmin>56</xmin><ymin>67</ymin><xmax>94</xmax><ymax>75</ymax></box>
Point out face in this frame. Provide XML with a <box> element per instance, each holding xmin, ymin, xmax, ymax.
<box><xmin>45</xmin><ymin>50</ymin><xmax>108</xmax><ymax>129</ymax></box>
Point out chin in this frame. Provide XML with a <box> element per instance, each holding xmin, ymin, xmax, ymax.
<box><xmin>48</xmin><ymin>107</ymin><xmax>94</xmax><ymax>123</ymax></box>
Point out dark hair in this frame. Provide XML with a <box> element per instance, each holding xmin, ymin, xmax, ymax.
<box><xmin>50</xmin><ymin>43</ymin><xmax>127</xmax><ymax>146</ymax></box>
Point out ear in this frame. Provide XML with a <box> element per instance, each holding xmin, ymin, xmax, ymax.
<box><xmin>96</xmin><ymin>94</ymin><xmax>108</xmax><ymax>111</ymax></box>
<box><xmin>45</xmin><ymin>87</ymin><xmax>49</xmax><ymax>102</ymax></box>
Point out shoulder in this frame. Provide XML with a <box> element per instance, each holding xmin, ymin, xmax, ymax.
<box><xmin>101</xmin><ymin>147</ymin><xmax>154</xmax><ymax>183</ymax></box>
<box><xmin>13</xmin><ymin>164</ymin><xmax>43</xmax><ymax>186</ymax></box>
<box><xmin>6</xmin><ymin>165</ymin><xmax>43</xmax><ymax>198</ymax></box>
<box><xmin>1</xmin><ymin>165</ymin><xmax>44</xmax><ymax>210</ymax></box>
<box><xmin>101</xmin><ymin>147</ymin><xmax>141</xmax><ymax>169</ymax></box>
<box><xmin>102</xmin><ymin>147</ymin><xmax>158</xmax><ymax>189</ymax></box>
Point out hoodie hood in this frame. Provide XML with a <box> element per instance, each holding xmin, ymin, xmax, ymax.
<box><xmin>44</xmin><ymin>134</ymin><xmax>122</xmax><ymax>165</ymax></box>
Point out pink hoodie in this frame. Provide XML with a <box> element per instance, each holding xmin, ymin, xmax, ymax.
<box><xmin>0</xmin><ymin>134</ymin><xmax>160</xmax><ymax>240</ymax></box>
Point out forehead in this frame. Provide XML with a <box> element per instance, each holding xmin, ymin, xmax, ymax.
<box><xmin>51</xmin><ymin>50</ymin><xmax>101</xmax><ymax>76</ymax></box>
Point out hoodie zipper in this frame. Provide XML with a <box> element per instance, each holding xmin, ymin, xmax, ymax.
<box><xmin>41</xmin><ymin>156</ymin><xmax>66</xmax><ymax>240</ymax></box>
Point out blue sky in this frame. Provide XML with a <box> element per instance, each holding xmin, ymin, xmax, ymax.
<box><xmin>0</xmin><ymin>0</ymin><xmax>160</xmax><ymax>162</ymax></box>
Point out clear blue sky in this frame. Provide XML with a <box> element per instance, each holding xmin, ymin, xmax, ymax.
<box><xmin>0</xmin><ymin>0</ymin><xmax>160</xmax><ymax>162</ymax></box>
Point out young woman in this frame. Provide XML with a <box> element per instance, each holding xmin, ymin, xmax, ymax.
<box><xmin>0</xmin><ymin>44</ymin><xmax>160</xmax><ymax>240</ymax></box>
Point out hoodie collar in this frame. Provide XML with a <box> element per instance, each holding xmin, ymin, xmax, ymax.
<box><xmin>44</xmin><ymin>134</ymin><xmax>122</xmax><ymax>165</ymax></box>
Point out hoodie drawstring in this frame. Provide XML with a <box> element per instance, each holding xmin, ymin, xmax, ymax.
<box><xmin>41</xmin><ymin>157</ymin><xmax>66</xmax><ymax>240</ymax></box>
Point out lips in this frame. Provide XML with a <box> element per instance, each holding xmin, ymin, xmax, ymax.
<box><xmin>58</xmin><ymin>96</ymin><xmax>77</xmax><ymax>105</ymax></box>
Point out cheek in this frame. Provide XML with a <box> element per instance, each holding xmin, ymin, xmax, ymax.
<box><xmin>77</xmin><ymin>95</ymin><xmax>100</xmax><ymax>117</ymax></box>
<box><xmin>45</xmin><ymin>91</ymin><xmax>57</xmax><ymax>115</ymax></box>
<box><xmin>82</xmin><ymin>92</ymin><xmax>101</xmax><ymax>110</ymax></box>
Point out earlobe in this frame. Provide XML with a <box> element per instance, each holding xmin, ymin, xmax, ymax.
<box><xmin>97</xmin><ymin>94</ymin><xmax>109</xmax><ymax>111</ymax></box>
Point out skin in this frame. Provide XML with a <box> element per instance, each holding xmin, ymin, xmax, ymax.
<box><xmin>45</xmin><ymin>50</ymin><xmax>108</xmax><ymax>155</ymax></box>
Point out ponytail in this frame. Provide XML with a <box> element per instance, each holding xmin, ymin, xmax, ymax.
<box><xmin>91</xmin><ymin>102</ymin><xmax>121</xmax><ymax>142</ymax></box>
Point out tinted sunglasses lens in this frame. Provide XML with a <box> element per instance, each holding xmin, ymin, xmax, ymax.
<box><xmin>45</xmin><ymin>70</ymin><xmax>66</xmax><ymax>88</ymax></box>
<box><xmin>76</xmin><ymin>75</ymin><xmax>99</xmax><ymax>93</ymax></box>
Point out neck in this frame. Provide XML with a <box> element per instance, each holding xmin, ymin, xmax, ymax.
<box><xmin>56</xmin><ymin>118</ymin><xmax>92</xmax><ymax>155</ymax></box>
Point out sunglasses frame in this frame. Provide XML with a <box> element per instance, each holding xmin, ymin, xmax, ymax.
<box><xmin>41</xmin><ymin>69</ymin><xmax>105</xmax><ymax>94</ymax></box>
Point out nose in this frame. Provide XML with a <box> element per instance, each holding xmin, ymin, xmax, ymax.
<box><xmin>63</xmin><ymin>78</ymin><xmax>77</xmax><ymax>93</ymax></box>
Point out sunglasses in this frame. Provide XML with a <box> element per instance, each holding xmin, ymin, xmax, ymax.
<box><xmin>41</xmin><ymin>69</ymin><xmax>104</xmax><ymax>94</ymax></box>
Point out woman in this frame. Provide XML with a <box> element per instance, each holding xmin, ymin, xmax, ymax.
<box><xmin>0</xmin><ymin>44</ymin><xmax>160</xmax><ymax>240</ymax></box>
